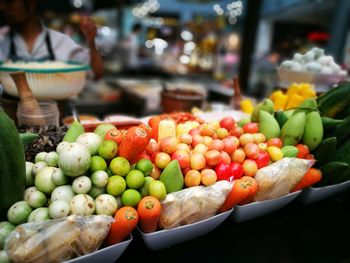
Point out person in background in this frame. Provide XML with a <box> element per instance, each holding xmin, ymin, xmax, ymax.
<box><xmin>121</xmin><ymin>23</ymin><xmax>142</xmax><ymax>69</ymax></box>
<box><xmin>249</xmin><ymin>50</ymin><xmax>280</xmax><ymax>98</ymax></box>
<box><xmin>0</xmin><ymin>0</ymin><xmax>103</xmax><ymax>80</ymax></box>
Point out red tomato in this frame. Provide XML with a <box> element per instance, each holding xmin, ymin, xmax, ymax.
<box><xmin>171</xmin><ymin>150</ymin><xmax>190</xmax><ymax>169</ymax></box>
<box><xmin>191</xmin><ymin>134</ymin><xmax>204</xmax><ymax>147</ymax></box>
<box><xmin>159</xmin><ymin>136</ymin><xmax>178</xmax><ymax>154</ymax></box>
<box><xmin>230</xmin><ymin>126</ymin><xmax>244</xmax><ymax>137</ymax></box>
<box><xmin>222</xmin><ymin>137</ymin><xmax>237</xmax><ymax>154</ymax></box>
<box><xmin>220</xmin><ymin>151</ymin><xmax>231</xmax><ymax>165</ymax></box>
<box><xmin>215</xmin><ymin>163</ymin><xmax>233</xmax><ymax>181</ymax></box>
<box><xmin>146</xmin><ymin>141</ymin><xmax>159</xmax><ymax>156</ymax></box>
<box><xmin>205</xmin><ymin>150</ymin><xmax>221</xmax><ymax>166</ymax></box>
<box><xmin>242</xmin><ymin>159</ymin><xmax>258</xmax><ymax>177</ymax></box>
<box><xmin>296</xmin><ymin>144</ymin><xmax>310</xmax><ymax>159</ymax></box>
<box><xmin>220</xmin><ymin>117</ymin><xmax>236</xmax><ymax>131</ymax></box>
<box><xmin>255</xmin><ymin>151</ymin><xmax>270</xmax><ymax>168</ymax></box>
<box><xmin>229</xmin><ymin>162</ymin><xmax>243</xmax><ymax>180</ymax></box>
<box><xmin>244</xmin><ymin>143</ymin><xmax>259</xmax><ymax>159</ymax></box>
<box><xmin>105</xmin><ymin>128</ymin><xmax>123</xmax><ymax>145</ymax></box>
<box><xmin>209</xmin><ymin>139</ymin><xmax>224</xmax><ymax>151</ymax></box>
<box><xmin>267</xmin><ymin>138</ymin><xmax>283</xmax><ymax>148</ymax></box>
<box><xmin>243</xmin><ymin>122</ymin><xmax>259</xmax><ymax>134</ymax></box>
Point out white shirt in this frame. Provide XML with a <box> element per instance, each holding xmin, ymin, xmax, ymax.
<box><xmin>0</xmin><ymin>26</ymin><xmax>89</xmax><ymax>63</ymax></box>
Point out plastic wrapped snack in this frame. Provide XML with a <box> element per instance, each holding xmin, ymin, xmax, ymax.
<box><xmin>5</xmin><ymin>215</ymin><xmax>113</xmax><ymax>263</ymax></box>
<box><xmin>254</xmin><ymin>158</ymin><xmax>314</xmax><ymax>201</ymax></box>
<box><xmin>158</xmin><ymin>180</ymin><xmax>232</xmax><ymax>230</ymax></box>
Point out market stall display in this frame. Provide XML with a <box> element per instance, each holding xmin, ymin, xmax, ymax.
<box><xmin>1</xmin><ymin>72</ymin><xmax>350</xmax><ymax>262</ymax></box>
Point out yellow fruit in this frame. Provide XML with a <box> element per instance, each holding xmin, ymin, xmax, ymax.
<box><xmin>273</xmin><ymin>93</ymin><xmax>288</xmax><ymax>110</ymax></box>
<box><xmin>270</xmin><ymin>90</ymin><xmax>284</xmax><ymax>101</ymax></box>
<box><xmin>240</xmin><ymin>99</ymin><xmax>254</xmax><ymax>114</ymax></box>
<box><xmin>285</xmin><ymin>94</ymin><xmax>304</xmax><ymax>110</ymax></box>
<box><xmin>286</xmin><ymin>83</ymin><xmax>302</xmax><ymax>96</ymax></box>
<box><xmin>300</xmin><ymin>85</ymin><xmax>316</xmax><ymax>98</ymax></box>
<box><xmin>267</xmin><ymin>146</ymin><xmax>283</xmax><ymax>162</ymax></box>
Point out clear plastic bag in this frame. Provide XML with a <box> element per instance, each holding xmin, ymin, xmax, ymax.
<box><xmin>5</xmin><ymin>215</ymin><xmax>113</xmax><ymax>263</ymax></box>
<box><xmin>253</xmin><ymin>157</ymin><xmax>314</xmax><ymax>201</ymax></box>
<box><xmin>158</xmin><ymin>180</ymin><xmax>232</xmax><ymax>230</ymax></box>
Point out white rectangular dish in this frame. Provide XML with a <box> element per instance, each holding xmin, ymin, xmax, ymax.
<box><xmin>298</xmin><ymin>180</ymin><xmax>350</xmax><ymax>205</ymax></box>
<box><xmin>231</xmin><ymin>191</ymin><xmax>302</xmax><ymax>223</ymax></box>
<box><xmin>137</xmin><ymin>209</ymin><xmax>233</xmax><ymax>251</ymax></box>
<box><xmin>64</xmin><ymin>234</ymin><xmax>133</xmax><ymax>263</ymax></box>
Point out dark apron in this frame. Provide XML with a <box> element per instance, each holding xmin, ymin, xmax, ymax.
<box><xmin>9</xmin><ymin>29</ymin><xmax>56</xmax><ymax>61</ymax></box>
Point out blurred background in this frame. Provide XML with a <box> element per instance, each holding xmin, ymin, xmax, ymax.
<box><xmin>1</xmin><ymin>0</ymin><xmax>350</xmax><ymax>119</ymax></box>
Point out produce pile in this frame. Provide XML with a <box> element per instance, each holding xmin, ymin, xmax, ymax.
<box><xmin>280</xmin><ymin>47</ymin><xmax>346</xmax><ymax>75</ymax></box>
<box><xmin>1</xmin><ymin>80</ymin><xmax>350</xmax><ymax>262</ymax></box>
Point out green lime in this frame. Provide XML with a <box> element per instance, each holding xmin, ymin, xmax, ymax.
<box><xmin>90</xmin><ymin>156</ymin><xmax>107</xmax><ymax>172</ymax></box>
<box><xmin>98</xmin><ymin>140</ymin><xmax>118</xmax><ymax>160</ymax></box>
<box><xmin>135</xmin><ymin>159</ymin><xmax>153</xmax><ymax>176</ymax></box>
<box><xmin>106</xmin><ymin>175</ymin><xmax>126</xmax><ymax>196</ymax></box>
<box><xmin>110</xmin><ymin>157</ymin><xmax>130</xmax><ymax>177</ymax></box>
<box><xmin>149</xmin><ymin>180</ymin><xmax>167</xmax><ymax>200</ymax></box>
<box><xmin>126</xmin><ymin>170</ymin><xmax>145</xmax><ymax>189</ymax></box>
<box><xmin>121</xmin><ymin>189</ymin><xmax>141</xmax><ymax>207</ymax></box>
<box><xmin>139</xmin><ymin>176</ymin><xmax>155</xmax><ymax>197</ymax></box>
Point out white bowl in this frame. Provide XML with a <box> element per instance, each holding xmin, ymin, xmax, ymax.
<box><xmin>63</xmin><ymin>234</ymin><xmax>132</xmax><ymax>263</ymax></box>
<box><xmin>231</xmin><ymin>191</ymin><xmax>302</xmax><ymax>223</ymax></box>
<box><xmin>0</xmin><ymin>62</ymin><xmax>88</xmax><ymax>100</ymax></box>
<box><xmin>298</xmin><ymin>180</ymin><xmax>350</xmax><ymax>205</ymax></box>
<box><xmin>137</xmin><ymin>209</ymin><xmax>233</xmax><ymax>251</ymax></box>
<box><xmin>277</xmin><ymin>68</ymin><xmax>347</xmax><ymax>87</ymax></box>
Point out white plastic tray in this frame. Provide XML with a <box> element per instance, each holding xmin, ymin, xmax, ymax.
<box><xmin>298</xmin><ymin>180</ymin><xmax>350</xmax><ymax>205</ymax></box>
<box><xmin>231</xmin><ymin>191</ymin><xmax>302</xmax><ymax>223</ymax></box>
<box><xmin>137</xmin><ymin>209</ymin><xmax>233</xmax><ymax>250</ymax></box>
<box><xmin>64</xmin><ymin>234</ymin><xmax>133</xmax><ymax>263</ymax></box>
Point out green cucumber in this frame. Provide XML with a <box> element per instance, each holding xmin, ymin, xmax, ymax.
<box><xmin>318</xmin><ymin>161</ymin><xmax>350</xmax><ymax>186</ymax></box>
<box><xmin>19</xmin><ymin>132</ymin><xmax>39</xmax><ymax>147</ymax></box>
<box><xmin>317</xmin><ymin>82</ymin><xmax>350</xmax><ymax>119</ymax></box>
<box><xmin>313</xmin><ymin>137</ymin><xmax>337</xmax><ymax>165</ymax></box>
<box><xmin>0</xmin><ymin>108</ymin><xmax>26</xmax><ymax>220</ymax></box>
<box><xmin>331</xmin><ymin>139</ymin><xmax>350</xmax><ymax>165</ymax></box>
<box><xmin>326</xmin><ymin>116</ymin><xmax>350</xmax><ymax>144</ymax></box>
<box><xmin>321</xmin><ymin>117</ymin><xmax>343</xmax><ymax>132</ymax></box>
